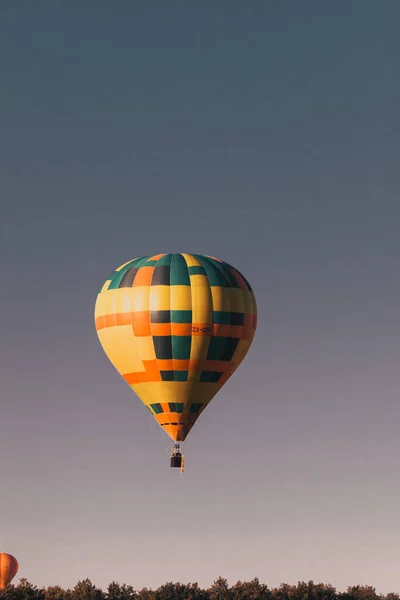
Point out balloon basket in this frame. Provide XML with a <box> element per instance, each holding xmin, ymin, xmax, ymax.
<box><xmin>170</xmin><ymin>443</ymin><xmax>185</xmax><ymax>472</ymax></box>
<box><xmin>170</xmin><ymin>455</ymin><xmax>182</xmax><ymax>468</ymax></box>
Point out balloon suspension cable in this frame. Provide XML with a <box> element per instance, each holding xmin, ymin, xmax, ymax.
<box><xmin>170</xmin><ymin>442</ymin><xmax>185</xmax><ymax>473</ymax></box>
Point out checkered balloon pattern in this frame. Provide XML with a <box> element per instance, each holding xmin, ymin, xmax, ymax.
<box><xmin>95</xmin><ymin>253</ymin><xmax>257</xmax><ymax>442</ymax></box>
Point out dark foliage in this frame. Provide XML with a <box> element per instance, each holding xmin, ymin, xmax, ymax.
<box><xmin>0</xmin><ymin>577</ymin><xmax>395</xmax><ymax>600</ymax></box>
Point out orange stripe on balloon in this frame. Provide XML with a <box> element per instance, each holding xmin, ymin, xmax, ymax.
<box><xmin>142</xmin><ymin>360</ymin><xmax>162</xmax><ymax>382</ymax></box>
<box><xmin>132</xmin><ymin>311</ymin><xmax>151</xmax><ymax>336</ymax></box>
<box><xmin>171</xmin><ymin>323</ymin><xmax>192</xmax><ymax>336</ymax></box>
<box><xmin>95</xmin><ymin>316</ymin><xmax>105</xmax><ymax>330</ymax></box>
<box><xmin>213</xmin><ymin>324</ymin><xmax>243</xmax><ymax>338</ymax></box>
<box><xmin>157</xmin><ymin>359</ymin><xmax>189</xmax><ymax>371</ymax></box>
<box><xmin>104</xmin><ymin>313</ymin><xmax>117</xmax><ymax>327</ymax></box>
<box><xmin>191</xmin><ymin>323</ymin><xmax>213</xmax><ymax>335</ymax></box>
<box><xmin>123</xmin><ymin>359</ymin><xmax>237</xmax><ymax>383</ymax></box>
<box><xmin>151</xmin><ymin>323</ymin><xmax>171</xmax><ymax>336</ymax></box>
<box><xmin>149</xmin><ymin>253</ymin><xmax>166</xmax><ymax>261</ymax></box>
<box><xmin>206</xmin><ymin>360</ymin><xmax>235</xmax><ymax>372</ymax></box>
<box><xmin>115</xmin><ymin>311</ymin><xmax>131</xmax><ymax>326</ymax></box>
<box><xmin>242</xmin><ymin>314</ymin><xmax>254</xmax><ymax>340</ymax></box>
<box><xmin>136</xmin><ymin>372</ymin><xmax>150</xmax><ymax>382</ymax></box>
<box><xmin>133</xmin><ymin>267</ymin><xmax>154</xmax><ymax>287</ymax></box>
<box><xmin>188</xmin><ymin>359</ymin><xmax>201</xmax><ymax>371</ymax></box>
<box><xmin>123</xmin><ymin>372</ymin><xmax>140</xmax><ymax>384</ymax></box>
<box><xmin>191</xmin><ymin>359</ymin><xmax>236</xmax><ymax>372</ymax></box>
<box><xmin>97</xmin><ymin>314</ymin><xmax>254</xmax><ymax>339</ymax></box>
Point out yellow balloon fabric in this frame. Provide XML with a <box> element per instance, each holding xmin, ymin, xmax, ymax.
<box><xmin>0</xmin><ymin>553</ymin><xmax>18</xmax><ymax>589</ymax></box>
<box><xmin>95</xmin><ymin>253</ymin><xmax>257</xmax><ymax>442</ymax></box>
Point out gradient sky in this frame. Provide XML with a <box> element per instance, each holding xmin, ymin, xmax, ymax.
<box><xmin>1</xmin><ymin>1</ymin><xmax>400</xmax><ymax>594</ymax></box>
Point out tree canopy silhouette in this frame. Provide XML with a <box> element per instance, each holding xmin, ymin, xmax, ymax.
<box><xmin>0</xmin><ymin>577</ymin><xmax>395</xmax><ymax>600</ymax></box>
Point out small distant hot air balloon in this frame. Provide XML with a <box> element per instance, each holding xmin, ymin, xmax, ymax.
<box><xmin>94</xmin><ymin>253</ymin><xmax>257</xmax><ymax>470</ymax></box>
<box><xmin>0</xmin><ymin>553</ymin><xmax>18</xmax><ymax>589</ymax></box>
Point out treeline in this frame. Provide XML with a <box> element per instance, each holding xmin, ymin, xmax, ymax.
<box><xmin>0</xmin><ymin>578</ymin><xmax>398</xmax><ymax>600</ymax></box>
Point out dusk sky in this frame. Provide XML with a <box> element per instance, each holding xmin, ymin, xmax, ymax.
<box><xmin>1</xmin><ymin>1</ymin><xmax>400</xmax><ymax>594</ymax></box>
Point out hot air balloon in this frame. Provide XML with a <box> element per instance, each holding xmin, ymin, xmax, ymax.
<box><xmin>94</xmin><ymin>253</ymin><xmax>257</xmax><ymax>471</ymax></box>
<box><xmin>0</xmin><ymin>553</ymin><xmax>18</xmax><ymax>589</ymax></box>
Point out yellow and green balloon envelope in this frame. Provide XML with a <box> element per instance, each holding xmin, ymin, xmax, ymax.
<box><xmin>94</xmin><ymin>253</ymin><xmax>257</xmax><ymax>470</ymax></box>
